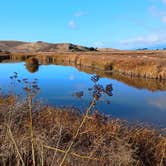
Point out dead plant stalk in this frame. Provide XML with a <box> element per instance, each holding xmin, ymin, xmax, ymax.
<box><xmin>59</xmin><ymin>99</ymin><xmax>96</xmax><ymax>166</ymax></box>
<box><xmin>28</xmin><ymin>94</ymin><xmax>36</xmax><ymax>166</ymax></box>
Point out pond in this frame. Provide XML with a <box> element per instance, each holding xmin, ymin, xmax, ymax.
<box><xmin>0</xmin><ymin>62</ymin><xmax>166</xmax><ymax>127</ymax></box>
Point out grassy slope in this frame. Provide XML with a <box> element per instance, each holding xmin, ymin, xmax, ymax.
<box><xmin>0</xmin><ymin>41</ymin><xmax>94</xmax><ymax>52</ymax></box>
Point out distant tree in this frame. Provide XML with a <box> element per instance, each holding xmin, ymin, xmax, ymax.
<box><xmin>89</xmin><ymin>47</ymin><xmax>97</xmax><ymax>51</ymax></box>
<box><xmin>36</xmin><ymin>41</ymin><xmax>43</xmax><ymax>43</ymax></box>
<box><xmin>136</xmin><ymin>48</ymin><xmax>148</xmax><ymax>51</ymax></box>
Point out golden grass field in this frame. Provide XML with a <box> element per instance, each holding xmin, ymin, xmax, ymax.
<box><xmin>3</xmin><ymin>50</ymin><xmax>166</xmax><ymax>80</ymax></box>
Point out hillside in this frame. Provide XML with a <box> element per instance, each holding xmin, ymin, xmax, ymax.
<box><xmin>0</xmin><ymin>41</ymin><xmax>27</xmax><ymax>52</ymax></box>
<box><xmin>0</xmin><ymin>41</ymin><xmax>97</xmax><ymax>53</ymax></box>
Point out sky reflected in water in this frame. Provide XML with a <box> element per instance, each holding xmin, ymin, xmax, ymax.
<box><xmin>0</xmin><ymin>62</ymin><xmax>166</xmax><ymax>127</ymax></box>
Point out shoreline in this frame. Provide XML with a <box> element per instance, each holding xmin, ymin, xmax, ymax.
<box><xmin>1</xmin><ymin>52</ymin><xmax>166</xmax><ymax>91</ymax></box>
<box><xmin>0</xmin><ymin>50</ymin><xmax>166</xmax><ymax>80</ymax></box>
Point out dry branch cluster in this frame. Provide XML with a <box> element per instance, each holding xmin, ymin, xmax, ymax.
<box><xmin>0</xmin><ymin>94</ymin><xmax>166</xmax><ymax>166</ymax></box>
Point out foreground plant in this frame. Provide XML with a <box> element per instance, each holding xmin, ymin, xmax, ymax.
<box><xmin>60</xmin><ymin>75</ymin><xmax>113</xmax><ymax>166</ymax></box>
<box><xmin>0</xmin><ymin>74</ymin><xmax>165</xmax><ymax>166</ymax></box>
<box><xmin>7</xmin><ymin>73</ymin><xmax>40</xmax><ymax>166</ymax></box>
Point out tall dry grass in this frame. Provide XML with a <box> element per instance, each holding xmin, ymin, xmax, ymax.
<box><xmin>0</xmin><ymin>74</ymin><xmax>165</xmax><ymax>166</ymax></box>
<box><xmin>0</xmin><ymin>95</ymin><xmax>166</xmax><ymax>165</ymax></box>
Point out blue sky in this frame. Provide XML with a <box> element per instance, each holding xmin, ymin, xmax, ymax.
<box><xmin>0</xmin><ymin>0</ymin><xmax>166</xmax><ymax>49</ymax></box>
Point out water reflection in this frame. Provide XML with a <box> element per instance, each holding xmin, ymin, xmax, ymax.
<box><xmin>34</xmin><ymin>59</ymin><xmax>166</xmax><ymax>92</ymax></box>
<box><xmin>2</xmin><ymin>59</ymin><xmax>166</xmax><ymax>91</ymax></box>
<box><xmin>75</xmin><ymin>66</ymin><xmax>166</xmax><ymax>92</ymax></box>
<box><xmin>25</xmin><ymin>58</ymin><xmax>39</xmax><ymax>73</ymax></box>
<box><xmin>0</xmin><ymin>62</ymin><xmax>166</xmax><ymax>127</ymax></box>
<box><xmin>149</xmin><ymin>96</ymin><xmax>166</xmax><ymax>110</ymax></box>
<box><xmin>25</xmin><ymin>63</ymin><xmax>39</xmax><ymax>73</ymax></box>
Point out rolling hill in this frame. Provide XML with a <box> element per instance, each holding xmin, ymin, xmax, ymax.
<box><xmin>0</xmin><ymin>41</ymin><xmax>98</xmax><ymax>53</ymax></box>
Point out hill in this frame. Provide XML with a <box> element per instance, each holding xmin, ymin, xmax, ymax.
<box><xmin>0</xmin><ymin>41</ymin><xmax>98</xmax><ymax>53</ymax></box>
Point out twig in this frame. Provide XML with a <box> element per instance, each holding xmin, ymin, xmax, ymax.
<box><xmin>59</xmin><ymin>99</ymin><xmax>95</xmax><ymax>166</ymax></box>
<box><xmin>51</xmin><ymin>125</ymin><xmax>63</xmax><ymax>166</ymax></box>
<box><xmin>43</xmin><ymin>145</ymin><xmax>100</xmax><ymax>161</ymax></box>
<box><xmin>6</xmin><ymin>124</ymin><xmax>25</xmax><ymax>166</ymax></box>
<box><xmin>40</xmin><ymin>144</ymin><xmax>44</xmax><ymax>166</ymax></box>
<box><xmin>28</xmin><ymin>95</ymin><xmax>35</xmax><ymax>166</ymax></box>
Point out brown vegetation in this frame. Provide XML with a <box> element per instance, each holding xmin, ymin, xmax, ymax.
<box><xmin>1</xmin><ymin>50</ymin><xmax>166</xmax><ymax>90</ymax></box>
<box><xmin>75</xmin><ymin>67</ymin><xmax>166</xmax><ymax>91</ymax></box>
<box><xmin>1</xmin><ymin>40</ymin><xmax>166</xmax><ymax>80</ymax></box>
<box><xmin>0</xmin><ymin>94</ymin><xmax>166</xmax><ymax>166</ymax></box>
<box><xmin>25</xmin><ymin>57</ymin><xmax>39</xmax><ymax>73</ymax></box>
<box><xmin>9</xmin><ymin>50</ymin><xmax>166</xmax><ymax>80</ymax></box>
<box><xmin>0</xmin><ymin>74</ymin><xmax>166</xmax><ymax>166</ymax></box>
<box><xmin>36</xmin><ymin>51</ymin><xmax>166</xmax><ymax>79</ymax></box>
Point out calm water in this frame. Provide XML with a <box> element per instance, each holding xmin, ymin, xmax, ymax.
<box><xmin>0</xmin><ymin>62</ymin><xmax>166</xmax><ymax>127</ymax></box>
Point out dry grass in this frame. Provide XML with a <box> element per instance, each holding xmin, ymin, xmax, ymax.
<box><xmin>0</xmin><ymin>94</ymin><xmax>166</xmax><ymax>166</ymax></box>
<box><xmin>1</xmin><ymin>50</ymin><xmax>166</xmax><ymax>79</ymax></box>
<box><xmin>6</xmin><ymin>50</ymin><xmax>166</xmax><ymax>79</ymax></box>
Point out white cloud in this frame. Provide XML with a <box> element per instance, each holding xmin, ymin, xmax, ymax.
<box><xmin>68</xmin><ymin>11</ymin><xmax>86</xmax><ymax>29</ymax></box>
<box><xmin>68</xmin><ymin>20</ymin><xmax>76</xmax><ymax>29</ymax></box>
<box><xmin>120</xmin><ymin>33</ymin><xmax>166</xmax><ymax>47</ymax></box>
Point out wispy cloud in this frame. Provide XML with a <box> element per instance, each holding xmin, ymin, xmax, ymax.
<box><xmin>74</xmin><ymin>11</ymin><xmax>86</xmax><ymax>17</ymax></box>
<box><xmin>93</xmin><ymin>41</ymin><xmax>105</xmax><ymax>48</ymax></box>
<box><xmin>120</xmin><ymin>33</ymin><xmax>166</xmax><ymax>47</ymax></box>
<box><xmin>162</xmin><ymin>16</ymin><xmax>166</xmax><ymax>22</ymax></box>
<box><xmin>68</xmin><ymin>20</ymin><xmax>76</xmax><ymax>29</ymax></box>
<box><xmin>163</xmin><ymin>0</ymin><xmax>166</xmax><ymax>4</ymax></box>
<box><xmin>149</xmin><ymin>3</ymin><xmax>166</xmax><ymax>23</ymax></box>
<box><xmin>116</xmin><ymin>1</ymin><xmax>166</xmax><ymax>49</ymax></box>
<box><xmin>68</xmin><ymin>11</ymin><xmax>86</xmax><ymax>29</ymax></box>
